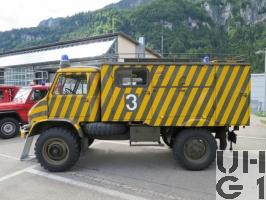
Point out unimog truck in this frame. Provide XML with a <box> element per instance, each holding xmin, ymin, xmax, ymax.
<box><xmin>21</xmin><ymin>58</ymin><xmax>250</xmax><ymax>171</ymax></box>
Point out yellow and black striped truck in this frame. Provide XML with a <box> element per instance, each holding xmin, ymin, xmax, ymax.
<box><xmin>20</xmin><ymin>59</ymin><xmax>250</xmax><ymax>171</ymax></box>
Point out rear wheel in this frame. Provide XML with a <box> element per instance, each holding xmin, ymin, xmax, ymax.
<box><xmin>173</xmin><ymin>129</ymin><xmax>217</xmax><ymax>170</ymax></box>
<box><xmin>0</xmin><ymin>117</ymin><xmax>19</xmax><ymax>139</ymax></box>
<box><xmin>35</xmin><ymin>127</ymin><xmax>80</xmax><ymax>172</ymax></box>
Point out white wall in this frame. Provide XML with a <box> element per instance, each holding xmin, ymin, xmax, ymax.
<box><xmin>251</xmin><ymin>74</ymin><xmax>265</xmax><ymax>112</ymax></box>
<box><xmin>117</xmin><ymin>35</ymin><xmax>158</xmax><ymax>61</ymax></box>
<box><xmin>117</xmin><ymin>36</ymin><xmax>137</xmax><ymax>59</ymax></box>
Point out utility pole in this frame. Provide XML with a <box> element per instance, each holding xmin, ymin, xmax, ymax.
<box><xmin>263</xmin><ymin>48</ymin><xmax>266</xmax><ymax>115</ymax></box>
<box><xmin>161</xmin><ymin>34</ymin><xmax>164</xmax><ymax>57</ymax></box>
<box><xmin>161</xmin><ymin>26</ymin><xmax>164</xmax><ymax>57</ymax></box>
<box><xmin>255</xmin><ymin>48</ymin><xmax>266</xmax><ymax>114</ymax></box>
<box><xmin>112</xmin><ymin>17</ymin><xmax>116</xmax><ymax>33</ymax></box>
<box><xmin>161</xmin><ymin>20</ymin><xmax>164</xmax><ymax>57</ymax></box>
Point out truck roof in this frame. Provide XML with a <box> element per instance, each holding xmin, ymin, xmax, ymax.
<box><xmin>103</xmin><ymin>62</ymin><xmax>250</xmax><ymax>66</ymax></box>
<box><xmin>30</xmin><ymin>85</ymin><xmax>49</xmax><ymax>90</ymax></box>
<box><xmin>0</xmin><ymin>85</ymin><xmax>19</xmax><ymax>89</ymax></box>
<box><xmin>57</xmin><ymin>67</ymin><xmax>100</xmax><ymax>73</ymax></box>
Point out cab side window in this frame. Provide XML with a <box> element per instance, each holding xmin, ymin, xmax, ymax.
<box><xmin>0</xmin><ymin>91</ymin><xmax>3</xmax><ymax>100</ymax></box>
<box><xmin>115</xmin><ymin>68</ymin><xmax>147</xmax><ymax>86</ymax></box>
<box><xmin>53</xmin><ymin>74</ymin><xmax>88</xmax><ymax>95</ymax></box>
<box><xmin>31</xmin><ymin>89</ymin><xmax>48</xmax><ymax>101</ymax></box>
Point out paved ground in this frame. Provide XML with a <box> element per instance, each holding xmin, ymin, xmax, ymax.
<box><xmin>0</xmin><ymin>115</ymin><xmax>265</xmax><ymax>200</ymax></box>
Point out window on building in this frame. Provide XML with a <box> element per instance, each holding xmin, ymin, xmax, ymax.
<box><xmin>4</xmin><ymin>67</ymin><xmax>34</xmax><ymax>86</ymax></box>
<box><xmin>53</xmin><ymin>74</ymin><xmax>88</xmax><ymax>95</ymax></box>
<box><xmin>115</xmin><ymin>68</ymin><xmax>147</xmax><ymax>86</ymax></box>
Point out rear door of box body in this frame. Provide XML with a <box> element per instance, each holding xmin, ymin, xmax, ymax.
<box><xmin>214</xmin><ymin>65</ymin><xmax>250</xmax><ymax>126</ymax></box>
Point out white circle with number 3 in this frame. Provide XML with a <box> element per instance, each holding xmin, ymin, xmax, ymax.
<box><xmin>126</xmin><ymin>94</ymin><xmax>137</xmax><ymax>111</ymax></box>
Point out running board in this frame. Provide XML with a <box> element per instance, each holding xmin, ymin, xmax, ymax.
<box><xmin>129</xmin><ymin>126</ymin><xmax>162</xmax><ymax>147</ymax></box>
<box><xmin>20</xmin><ymin>135</ymin><xmax>35</xmax><ymax>161</ymax></box>
<box><xmin>130</xmin><ymin>141</ymin><xmax>164</xmax><ymax>147</ymax></box>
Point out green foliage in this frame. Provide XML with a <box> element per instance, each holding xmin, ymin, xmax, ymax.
<box><xmin>0</xmin><ymin>0</ymin><xmax>265</xmax><ymax>72</ymax></box>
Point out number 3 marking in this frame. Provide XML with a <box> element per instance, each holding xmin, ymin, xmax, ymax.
<box><xmin>126</xmin><ymin>94</ymin><xmax>138</xmax><ymax>111</ymax></box>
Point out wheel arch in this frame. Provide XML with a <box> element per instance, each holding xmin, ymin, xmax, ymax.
<box><xmin>0</xmin><ymin>111</ymin><xmax>22</xmax><ymax>123</ymax></box>
<box><xmin>161</xmin><ymin>126</ymin><xmax>222</xmax><ymax>145</ymax></box>
<box><xmin>30</xmin><ymin>120</ymin><xmax>84</xmax><ymax>138</ymax></box>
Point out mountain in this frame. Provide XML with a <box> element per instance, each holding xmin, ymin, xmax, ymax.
<box><xmin>106</xmin><ymin>0</ymin><xmax>153</xmax><ymax>9</ymax></box>
<box><xmin>0</xmin><ymin>0</ymin><xmax>265</xmax><ymax>72</ymax></box>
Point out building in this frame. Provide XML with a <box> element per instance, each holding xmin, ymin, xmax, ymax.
<box><xmin>0</xmin><ymin>32</ymin><xmax>160</xmax><ymax>86</ymax></box>
<box><xmin>251</xmin><ymin>74</ymin><xmax>265</xmax><ymax>113</ymax></box>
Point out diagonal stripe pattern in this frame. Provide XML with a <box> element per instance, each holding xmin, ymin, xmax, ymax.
<box><xmin>30</xmin><ymin>64</ymin><xmax>250</xmax><ymax>128</ymax></box>
<box><xmin>101</xmin><ymin>64</ymin><xmax>250</xmax><ymax>126</ymax></box>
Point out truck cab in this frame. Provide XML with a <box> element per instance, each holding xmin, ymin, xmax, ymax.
<box><xmin>0</xmin><ymin>85</ymin><xmax>49</xmax><ymax>139</ymax></box>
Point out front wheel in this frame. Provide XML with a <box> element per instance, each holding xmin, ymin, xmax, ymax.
<box><xmin>35</xmin><ymin>127</ymin><xmax>80</xmax><ymax>172</ymax></box>
<box><xmin>173</xmin><ymin>129</ymin><xmax>217</xmax><ymax>170</ymax></box>
<box><xmin>0</xmin><ymin>117</ymin><xmax>20</xmax><ymax>139</ymax></box>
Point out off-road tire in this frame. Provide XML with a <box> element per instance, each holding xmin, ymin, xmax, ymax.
<box><xmin>84</xmin><ymin>123</ymin><xmax>127</xmax><ymax>137</ymax></box>
<box><xmin>0</xmin><ymin>117</ymin><xmax>20</xmax><ymax>139</ymax></box>
<box><xmin>35</xmin><ymin>127</ymin><xmax>80</xmax><ymax>172</ymax></box>
<box><xmin>173</xmin><ymin>129</ymin><xmax>217</xmax><ymax>170</ymax></box>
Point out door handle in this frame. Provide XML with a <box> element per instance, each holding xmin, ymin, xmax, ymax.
<box><xmin>177</xmin><ymin>88</ymin><xmax>186</xmax><ymax>92</ymax></box>
<box><xmin>146</xmin><ymin>91</ymin><xmax>151</xmax><ymax>95</ymax></box>
<box><xmin>240</xmin><ymin>92</ymin><xmax>248</xmax><ymax>97</ymax></box>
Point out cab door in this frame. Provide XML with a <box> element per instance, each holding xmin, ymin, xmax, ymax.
<box><xmin>48</xmin><ymin>73</ymin><xmax>89</xmax><ymax>122</ymax></box>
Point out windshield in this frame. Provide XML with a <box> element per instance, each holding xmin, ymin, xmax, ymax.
<box><xmin>13</xmin><ymin>87</ymin><xmax>32</xmax><ymax>103</ymax></box>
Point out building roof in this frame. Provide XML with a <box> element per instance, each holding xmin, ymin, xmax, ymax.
<box><xmin>0</xmin><ymin>39</ymin><xmax>115</xmax><ymax>68</ymax></box>
<box><xmin>0</xmin><ymin>32</ymin><xmax>160</xmax><ymax>68</ymax></box>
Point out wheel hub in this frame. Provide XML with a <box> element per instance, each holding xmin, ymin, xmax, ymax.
<box><xmin>2</xmin><ymin>122</ymin><xmax>15</xmax><ymax>135</ymax></box>
<box><xmin>184</xmin><ymin>138</ymin><xmax>207</xmax><ymax>160</ymax></box>
<box><xmin>43</xmin><ymin>139</ymin><xmax>69</xmax><ymax>165</ymax></box>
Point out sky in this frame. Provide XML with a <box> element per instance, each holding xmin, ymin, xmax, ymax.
<box><xmin>0</xmin><ymin>0</ymin><xmax>120</xmax><ymax>32</ymax></box>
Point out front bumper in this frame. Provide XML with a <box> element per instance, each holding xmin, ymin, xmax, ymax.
<box><xmin>20</xmin><ymin>124</ymin><xmax>31</xmax><ymax>138</ymax></box>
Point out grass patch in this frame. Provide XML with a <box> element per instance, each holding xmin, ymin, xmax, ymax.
<box><xmin>256</xmin><ymin>112</ymin><xmax>266</xmax><ymax>117</ymax></box>
<box><xmin>255</xmin><ymin>112</ymin><xmax>266</xmax><ymax>125</ymax></box>
<box><xmin>261</xmin><ymin>119</ymin><xmax>266</xmax><ymax>125</ymax></box>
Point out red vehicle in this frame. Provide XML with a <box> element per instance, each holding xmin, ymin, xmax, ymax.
<box><xmin>0</xmin><ymin>85</ymin><xmax>20</xmax><ymax>103</ymax></box>
<box><xmin>0</xmin><ymin>85</ymin><xmax>49</xmax><ymax>139</ymax></box>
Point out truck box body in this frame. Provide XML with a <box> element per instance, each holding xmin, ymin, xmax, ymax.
<box><xmin>29</xmin><ymin>63</ymin><xmax>250</xmax><ymax>128</ymax></box>
<box><xmin>101</xmin><ymin>63</ymin><xmax>250</xmax><ymax>126</ymax></box>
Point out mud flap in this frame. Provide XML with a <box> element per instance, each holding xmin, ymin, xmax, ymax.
<box><xmin>228</xmin><ymin>131</ymin><xmax>237</xmax><ymax>151</ymax></box>
<box><xmin>81</xmin><ymin>137</ymin><xmax>88</xmax><ymax>152</ymax></box>
<box><xmin>20</xmin><ymin>135</ymin><xmax>35</xmax><ymax>161</ymax></box>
